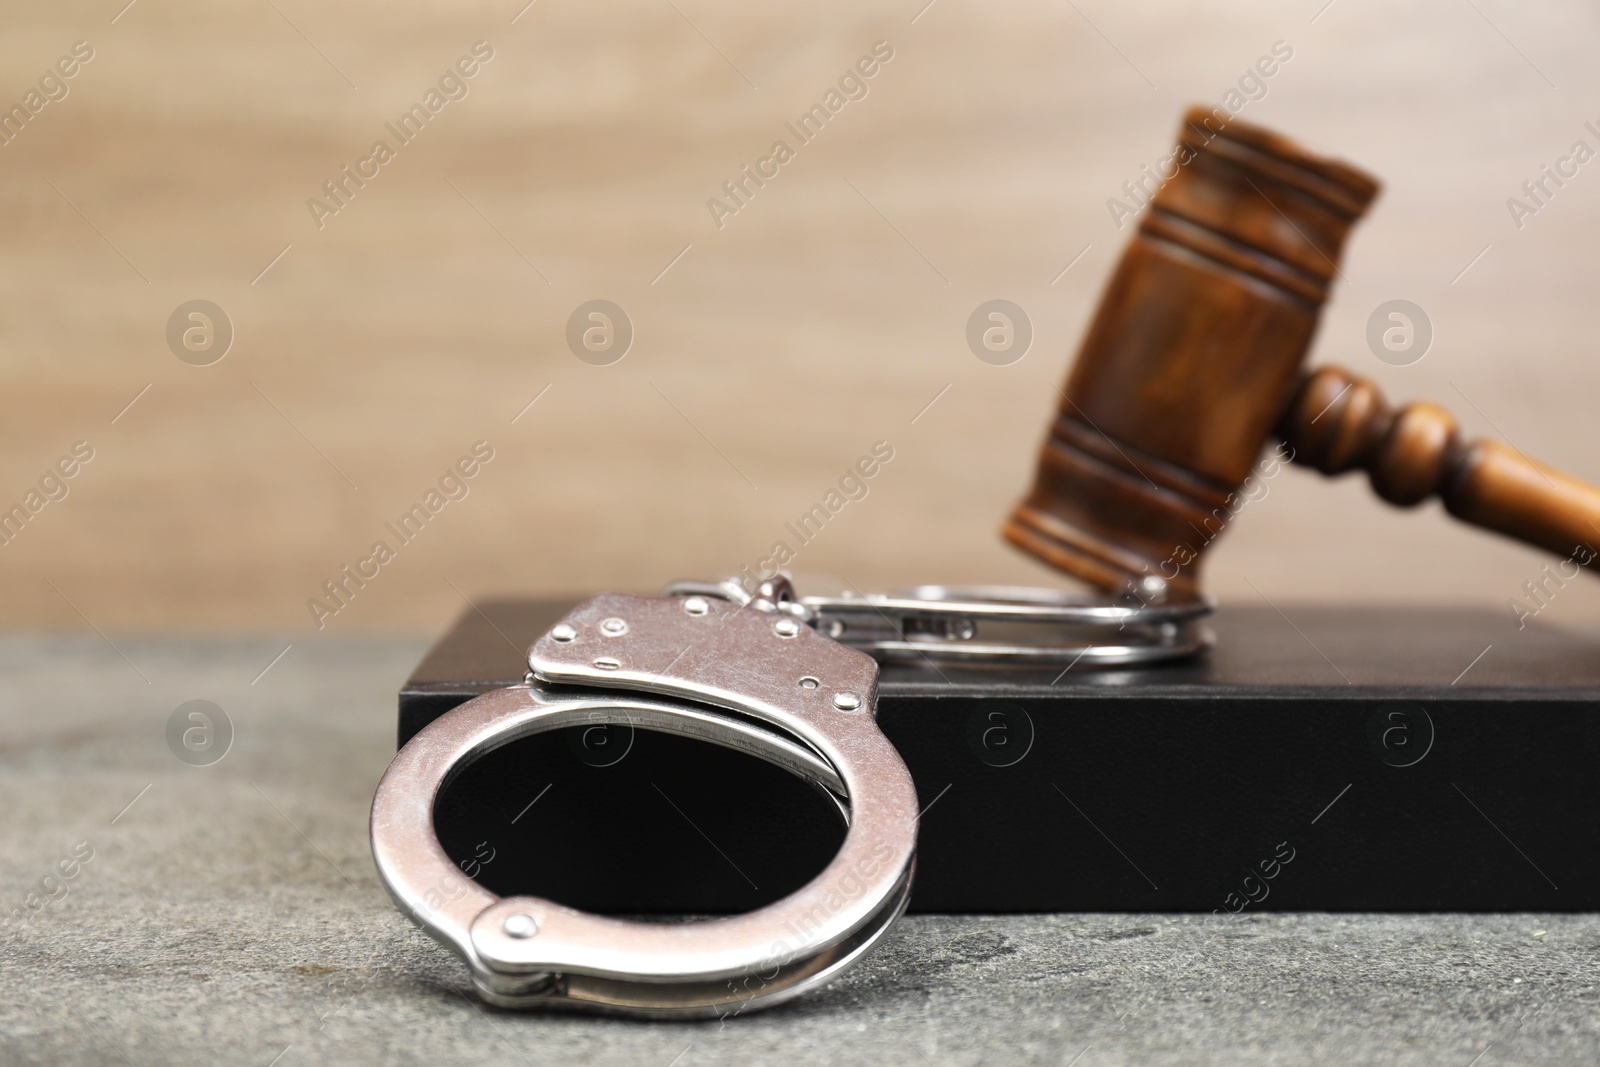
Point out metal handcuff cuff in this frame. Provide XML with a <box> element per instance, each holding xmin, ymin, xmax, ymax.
<box><xmin>370</xmin><ymin>575</ymin><xmax>1210</xmax><ymax>1018</ymax></box>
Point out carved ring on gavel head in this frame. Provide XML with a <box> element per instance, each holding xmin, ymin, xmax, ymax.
<box><xmin>1004</xmin><ymin>106</ymin><xmax>1381</xmax><ymax>601</ymax></box>
<box><xmin>1007</xmin><ymin>107</ymin><xmax>1600</xmax><ymax>599</ymax></box>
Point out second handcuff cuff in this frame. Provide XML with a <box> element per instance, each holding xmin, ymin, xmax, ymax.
<box><xmin>370</xmin><ymin>576</ymin><xmax>1211</xmax><ymax>1017</ymax></box>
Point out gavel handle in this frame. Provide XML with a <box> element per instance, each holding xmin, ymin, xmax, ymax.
<box><xmin>1278</xmin><ymin>366</ymin><xmax>1600</xmax><ymax>564</ymax></box>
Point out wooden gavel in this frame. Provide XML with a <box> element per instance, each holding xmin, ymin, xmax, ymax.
<box><xmin>1006</xmin><ymin>107</ymin><xmax>1600</xmax><ymax>600</ymax></box>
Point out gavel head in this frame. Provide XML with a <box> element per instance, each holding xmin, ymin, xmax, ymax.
<box><xmin>1004</xmin><ymin>107</ymin><xmax>1380</xmax><ymax>601</ymax></box>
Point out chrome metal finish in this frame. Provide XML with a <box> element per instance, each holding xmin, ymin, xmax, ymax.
<box><xmin>664</xmin><ymin>579</ymin><xmax>1214</xmax><ymax>666</ymax></box>
<box><xmin>503</xmin><ymin>913</ymin><xmax>538</xmax><ymax>939</ymax></box>
<box><xmin>375</xmin><ymin>572</ymin><xmax>1207</xmax><ymax>1017</ymax></box>
<box><xmin>371</xmin><ymin>582</ymin><xmax>918</xmax><ymax>1019</ymax></box>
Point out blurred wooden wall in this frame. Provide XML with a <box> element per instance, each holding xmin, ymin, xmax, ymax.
<box><xmin>3</xmin><ymin>0</ymin><xmax>1600</xmax><ymax>634</ymax></box>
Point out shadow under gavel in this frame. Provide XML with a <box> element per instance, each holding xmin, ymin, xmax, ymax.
<box><xmin>1006</xmin><ymin>106</ymin><xmax>1600</xmax><ymax>600</ymax></box>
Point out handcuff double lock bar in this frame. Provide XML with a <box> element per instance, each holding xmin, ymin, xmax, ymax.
<box><xmin>370</xmin><ymin>577</ymin><xmax>1211</xmax><ymax>1017</ymax></box>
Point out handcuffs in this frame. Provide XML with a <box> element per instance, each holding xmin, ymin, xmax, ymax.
<box><xmin>370</xmin><ymin>575</ymin><xmax>1211</xmax><ymax>1018</ymax></box>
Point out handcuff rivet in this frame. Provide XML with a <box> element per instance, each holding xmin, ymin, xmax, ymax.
<box><xmin>502</xmin><ymin>913</ymin><xmax>539</xmax><ymax>939</ymax></box>
<box><xmin>682</xmin><ymin>596</ymin><xmax>710</xmax><ymax>616</ymax></box>
<box><xmin>773</xmin><ymin>618</ymin><xmax>801</xmax><ymax>638</ymax></box>
<box><xmin>372</xmin><ymin>584</ymin><xmax>924</xmax><ymax>1018</ymax></box>
<box><xmin>600</xmin><ymin>618</ymin><xmax>628</xmax><ymax>636</ymax></box>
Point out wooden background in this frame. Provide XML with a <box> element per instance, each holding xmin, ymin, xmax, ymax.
<box><xmin>4</xmin><ymin>0</ymin><xmax>1600</xmax><ymax>635</ymax></box>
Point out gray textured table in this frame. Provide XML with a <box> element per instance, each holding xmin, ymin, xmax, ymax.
<box><xmin>2</xmin><ymin>636</ymin><xmax>1595</xmax><ymax>1066</ymax></box>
